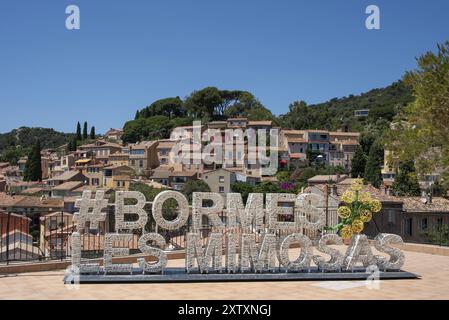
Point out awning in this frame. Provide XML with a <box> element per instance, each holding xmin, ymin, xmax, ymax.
<box><xmin>75</xmin><ymin>159</ymin><xmax>91</xmax><ymax>164</ymax></box>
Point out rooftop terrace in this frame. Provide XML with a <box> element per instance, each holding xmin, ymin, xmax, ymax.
<box><xmin>1</xmin><ymin>246</ymin><xmax>448</xmax><ymax>300</ymax></box>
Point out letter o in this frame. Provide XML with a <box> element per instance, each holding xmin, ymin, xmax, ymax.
<box><xmin>152</xmin><ymin>191</ymin><xmax>189</xmax><ymax>230</ymax></box>
<box><xmin>279</xmin><ymin>233</ymin><xmax>313</xmax><ymax>271</ymax></box>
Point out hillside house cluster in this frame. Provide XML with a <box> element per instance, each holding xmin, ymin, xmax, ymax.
<box><xmin>0</xmin><ymin>120</ymin><xmax>366</xmax><ymax>205</ymax></box>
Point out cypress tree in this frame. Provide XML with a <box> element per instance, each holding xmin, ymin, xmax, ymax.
<box><xmin>76</xmin><ymin>122</ymin><xmax>82</xmax><ymax>141</ymax></box>
<box><xmin>68</xmin><ymin>136</ymin><xmax>77</xmax><ymax>152</ymax></box>
<box><xmin>351</xmin><ymin>146</ymin><xmax>367</xmax><ymax>178</ymax></box>
<box><xmin>364</xmin><ymin>140</ymin><xmax>383</xmax><ymax>188</ymax></box>
<box><xmin>90</xmin><ymin>126</ymin><xmax>96</xmax><ymax>140</ymax></box>
<box><xmin>24</xmin><ymin>140</ymin><xmax>42</xmax><ymax>182</ymax></box>
<box><xmin>83</xmin><ymin>121</ymin><xmax>88</xmax><ymax>140</ymax></box>
<box><xmin>392</xmin><ymin>161</ymin><xmax>421</xmax><ymax>196</ymax></box>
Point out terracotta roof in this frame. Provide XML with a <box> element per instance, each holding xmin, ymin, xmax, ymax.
<box><xmin>248</xmin><ymin>121</ymin><xmax>272</xmax><ymax>126</ymax></box>
<box><xmin>141</xmin><ymin>180</ymin><xmax>170</xmax><ymax>189</ymax></box>
<box><xmin>52</xmin><ymin>171</ymin><xmax>82</xmax><ymax>181</ymax></box>
<box><xmin>331</xmin><ymin>140</ymin><xmax>359</xmax><ymax>146</ymax></box>
<box><xmin>282</xmin><ymin>130</ymin><xmax>306</xmax><ymax>135</ymax></box>
<box><xmin>312</xmin><ymin>183</ymin><xmax>403</xmax><ymax>204</ymax></box>
<box><xmin>157</xmin><ymin>141</ymin><xmax>176</xmax><ymax>149</ymax></box>
<box><xmin>170</xmin><ymin>171</ymin><xmax>197</xmax><ymax>177</ymax></box>
<box><xmin>40</xmin><ymin>211</ymin><xmax>73</xmax><ymax>220</ymax></box>
<box><xmin>150</xmin><ymin>169</ymin><xmax>172</xmax><ymax>179</ymax></box>
<box><xmin>208</xmin><ymin>121</ymin><xmax>227</xmax><ymax>125</ymax></box>
<box><xmin>0</xmin><ymin>193</ymin><xmax>25</xmax><ymax>207</ymax></box>
<box><xmin>402</xmin><ymin>197</ymin><xmax>449</xmax><ymax>213</ymax></box>
<box><xmin>21</xmin><ymin>188</ymin><xmax>44</xmax><ymax>195</ymax></box>
<box><xmin>130</xmin><ymin>141</ymin><xmax>158</xmax><ymax>149</ymax></box>
<box><xmin>329</xmin><ymin>132</ymin><xmax>361</xmax><ymax>137</ymax></box>
<box><xmin>80</xmin><ymin>140</ymin><xmax>122</xmax><ymax>149</ymax></box>
<box><xmin>52</xmin><ymin>181</ymin><xmax>84</xmax><ymax>191</ymax></box>
<box><xmin>0</xmin><ymin>211</ymin><xmax>31</xmax><ymax>220</ymax></box>
<box><xmin>289</xmin><ymin>153</ymin><xmax>307</xmax><ymax>159</ymax></box>
<box><xmin>1</xmin><ymin>195</ymin><xmax>64</xmax><ymax>209</ymax></box>
<box><xmin>8</xmin><ymin>181</ymin><xmax>41</xmax><ymax>187</ymax></box>
<box><xmin>308</xmin><ymin>175</ymin><xmax>349</xmax><ymax>183</ymax></box>
<box><xmin>337</xmin><ymin>178</ymin><xmax>356</xmax><ymax>185</ymax></box>
<box><xmin>202</xmin><ymin>168</ymin><xmax>235</xmax><ymax>174</ymax></box>
<box><xmin>105</xmin><ymin>128</ymin><xmax>123</xmax><ymax>135</ymax></box>
<box><xmin>72</xmin><ymin>186</ymin><xmax>113</xmax><ymax>193</ymax></box>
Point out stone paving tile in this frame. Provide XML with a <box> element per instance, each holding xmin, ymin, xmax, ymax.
<box><xmin>1</xmin><ymin>248</ymin><xmax>449</xmax><ymax>300</ymax></box>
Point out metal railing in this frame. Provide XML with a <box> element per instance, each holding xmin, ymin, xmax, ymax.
<box><xmin>1</xmin><ymin>209</ymin><xmax>332</xmax><ymax>265</ymax></box>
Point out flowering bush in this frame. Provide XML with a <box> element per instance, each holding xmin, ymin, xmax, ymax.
<box><xmin>280</xmin><ymin>182</ymin><xmax>296</xmax><ymax>191</ymax></box>
<box><xmin>333</xmin><ymin>179</ymin><xmax>382</xmax><ymax>239</ymax></box>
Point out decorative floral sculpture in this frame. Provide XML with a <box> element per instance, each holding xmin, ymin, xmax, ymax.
<box><xmin>334</xmin><ymin>179</ymin><xmax>382</xmax><ymax>240</ymax></box>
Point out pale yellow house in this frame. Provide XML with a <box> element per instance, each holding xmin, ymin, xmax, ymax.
<box><xmin>103</xmin><ymin>165</ymin><xmax>134</xmax><ymax>190</ymax></box>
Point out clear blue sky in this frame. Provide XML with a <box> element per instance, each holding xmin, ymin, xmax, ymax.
<box><xmin>1</xmin><ymin>0</ymin><xmax>448</xmax><ymax>134</ymax></box>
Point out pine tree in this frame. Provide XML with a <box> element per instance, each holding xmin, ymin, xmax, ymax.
<box><xmin>76</xmin><ymin>122</ymin><xmax>82</xmax><ymax>141</ymax></box>
<box><xmin>351</xmin><ymin>146</ymin><xmax>366</xmax><ymax>178</ymax></box>
<box><xmin>90</xmin><ymin>126</ymin><xmax>96</xmax><ymax>140</ymax></box>
<box><xmin>23</xmin><ymin>140</ymin><xmax>42</xmax><ymax>182</ymax></box>
<box><xmin>135</xmin><ymin>110</ymin><xmax>140</xmax><ymax>120</ymax></box>
<box><xmin>83</xmin><ymin>122</ymin><xmax>88</xmax><ymax>140</ymax></box>
<box><xmin>364</xmin><ymin>140</ymin><xmax>383</xmax><ymax>188</ymax></box>
<box><xmin>392</xmin><ymin>161</ymin><xmax>421</xmax><ymax>196</ymax></box>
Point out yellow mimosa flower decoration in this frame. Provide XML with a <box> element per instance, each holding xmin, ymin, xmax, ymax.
<box><xmin>333</xmin><ymin>178</ymin><xmax>382</xmax><ymax>240</ymax></box>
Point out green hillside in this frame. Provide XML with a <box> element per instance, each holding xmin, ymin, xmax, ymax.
<box><xmin>0</xmin><ymin>127</ymin><xmax>73</xmax><ymax>164</ymax></box>
<box><xmin>279</xmin><ymin>80</ymin><xmax>414</xmax><ymax>132</ymax></box>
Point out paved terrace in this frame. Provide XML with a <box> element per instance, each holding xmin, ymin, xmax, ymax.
<box><xmin>1</xmin><ymin>247</ymin><xmax>449</xmax><ymax>300</ymax></box>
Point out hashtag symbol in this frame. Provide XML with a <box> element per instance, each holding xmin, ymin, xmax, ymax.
<box><xmin>74</xmin><ymin>190</ymin><xmax>108</xmax><ymax>231</ymax></box>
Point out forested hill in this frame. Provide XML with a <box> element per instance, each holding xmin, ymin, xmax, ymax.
<box><xmin>122</xmin><ymin>82</ymin><xmax>414</xmax><ymax>143</ymax></box>
<box><xmin>0</xmin><ymin>127</ymin><xmax>73</xmax><ymax>163</ymax></box>
<box><xmin>0</xmin><ymin>81</ymin><xmax>415</xmax><ymax>162</ymax></box>
<box><xmin>279</xmin><ymin>81</ymin><xmax>414</xmax><ymax>132</ymax></box>
<box><xmin>122</xmin><ymin>87</ymin><xmax>277</xmax><ymax>143</ymax></box>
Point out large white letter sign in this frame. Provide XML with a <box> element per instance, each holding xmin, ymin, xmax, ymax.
<box><xmin>240</xmin><ymin>233</ymin><xmax>277</xmax><ymax>273</ymax></box>
<box><xmin>296</xmin><ymin>193</ymin><xmax>326</xmax><ymax>232</ymax></box>
<box><xmin>115</xmin><ymin>191</ymin><xmax>148</xmax><ymax>230</ymax></box>
<box><xmin>374</xmin><ymin>233</ymin><xmax>405</xmax><ymax>271</ymax></box>
<box><xmin>225</xmin><ymin>233</ymin><xmax>238</xmax><ymax>273</ymax></box>
<box><xmin>73</xmin><ymin>190</ymin><xmax>108</xmax><ymax>231</ymax></box>
<box><xmin>152</xmin><ymin>191</ymin><xmax>189</xmax><ymax>230</ymax></box>
<box><xmin>104</xmin><ymin>234</ymin><xmax>133</xmax><ymax>274</ymax></box>
<box><xmin>227</xmin><ymin>193</ymin><xmax>264</xmax><ymax>233</ymax></box>
<box><xmin>192</xmin><ymin>192</ymin><xmax>225</xmax><ymax>232</ymax></box>
<box><xmin>138</xmin><ymin>233</ymin><xmax>167</xmax><ymax>274</ymax></box>
<box><xmin>65</xmin><ymin>191</ymin><xmax>412</xmax><ymax>282</ymax></box>
<box><xmin>71</xmin><ymin>232</ymin><xmax>100</xmax><ymax>274</ymax></box>
<box><xmin>313</xmin><ymin>234</ymin><xmax>344</xmax><ymax>272</ymax></box>
<box><xmin>343</xmin><ymin>234</ymin><xmax>377</xmax><ymax>270</ymax></box>
<box><xmin>186</xmin><ymin>233</ymin><xmax>223</xmax><ymax>273</ymax></box>
<box><xmin>278</xmin><ymin>233</ymin><xmax>313</xmax><ymax>272</ymax></box>
<box><xmin>267</xmin><ymin>193</ymin><xmax>299</xmax><ymax>231</ymax></box>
